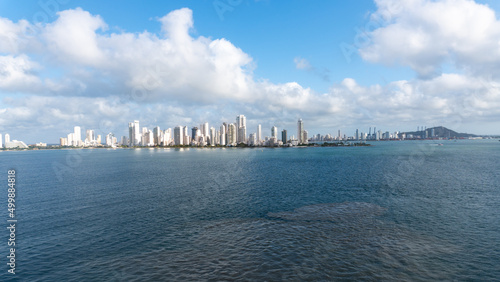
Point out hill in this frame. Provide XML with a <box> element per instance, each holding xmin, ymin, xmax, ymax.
<box><xmin>402</xmin><ymin>126</ymin><xmax>477</xmax><ymax>139</ymax></box>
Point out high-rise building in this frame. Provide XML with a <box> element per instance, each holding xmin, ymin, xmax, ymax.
<box><xmin>281</xmin><ymin>129</ymin><xmax>287</xmax><ymax>143</ymax></box>
<box><xmin>355</xmin><ymin>129</ymin><xmax>359</xmax><ymax>141</ymax></box>
<box><xmin>271</xmin><ymin>126</ymin><xmax>278</xmax><ymax>139</ymax></box>
<box><xmin>5</xmin><ymin>133</ymin><xmax>10</xmax><ymax>144</ymax></box>
<box><xmin>128</xmin><ymin>120</ymin><xmax>140</xmax><ymax>146</ymax></box>
<box><xmin>191</xmin><ymin>127</ymin><xmax>198</xmax><ymax>141</ymax></box>
<box><xmin>236</xmin><ymin>115</ymin><xmax>246</xmax><ymax>144</ymax></box>
<box><xmin>297</xmin><ymin>119</ymin><xmax>304</xmax><ymax>144</ymax></box>
<box><xmin>257</xmin><ymin>124</ymin><xmax>261</xmax><ymax>143</ymax></box>
<box><xmin>248</xmin><ymin>133</ymin><xmax>256</xmax><ymax>146</ymax></box>
<box><xmin>153</xmin><ymin>126</ymin><xmax>162</xmax><ymax>146</ymax></box>
<box><xmin>202</xmin><ymin>122</ymin><xmax>209</xmax><ymax>138</ymax></box>
<box><xmin>174</xmin><ymin>126</ymin><xmax>183</xmax><ymax>145</ymax></box>
<box><xmin>237</xmin><ymin>127</ymin><xmax>246</xmax><ymax>144</ymax></box>
<box><xmin>67</xmin><ymin>133</ymin><xmax>74</xmax><ymax>146</ymax></box>
<box><xmin>227</xmin><ymin>123</ymin><xmax>236</xmax><ymax>145</ymax></box>
<box><xmin>303</xmin><ymin>130</ymin><xmax>308</xmax><ymax>144</ymax></box>
<box><xmin>106</xmin><ymin>133</ymin><xmax>115</xmax><ymax>146</ymax></box>
<box><xmin>163</xmin><ymin>128</ymin><xmax>172</xmax><ymax>146</ymax></box>
<box><xmin>209</xmin><ymin>127</ymin><xmax>216</xmax><ymax>146</ymax></box>
<box><xmin>60</xmin><ymin>137</ymin><xmax>67</xmax><ymax>146</ymax></box>
<box><xmin>0</xmin><ymin>133</ymin><xmax>2</xmax><ymax>148</ymax></box>
<box><xmin>220</xmin><ymin>125</ymin><xmax>226</xmax><ymax>146</ymax></box>
<box><xmin>86</xmin><ymin>129</ymin><xmax>95</xmax><ymax>143</ymax></box>
<box><xmin>183</xmin><ymin>126</ymin><xmax>190</xmax><ymax>144</ymax></box>
<box><xmin>74</xmin><ymin>126</ymin><xmax>81</xmax><ymax>144</ymax></box>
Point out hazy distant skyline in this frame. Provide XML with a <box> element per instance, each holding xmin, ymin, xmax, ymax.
<box><xmin>1</xmin><ymin>0</ymin><xmax>500</xmax><ymax>143</ymax></box>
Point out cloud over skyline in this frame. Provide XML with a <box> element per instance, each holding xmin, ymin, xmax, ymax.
<box><xmin>0</xmin><ymin>1</ymin><xmax>499</xmax><ymax>143</ymax></box>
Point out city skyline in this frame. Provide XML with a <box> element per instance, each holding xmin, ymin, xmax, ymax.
<box><xmin>1</xmin><ymin>1</ymin><xmax>500</xmax><ymax>144</ymax></box>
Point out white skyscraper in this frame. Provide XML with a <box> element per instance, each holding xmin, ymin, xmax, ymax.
<box><xmin>5</xmin><ymin>133</ymin><xmax>11</xmax><ymax>143</ymax></box>
<box><xmin>220</xmin><ymin>125</ymin><xmax>226</xmax><ymax>146</ymax></box>
<box><xmin>128</xmin><ymin>120</ymin><xmax>140</xmax><ymax>146</ymax></box>
<box><xmin>183</xmin><ymin>126</ymin><xmax>190</xmax><ymax>144</ymax></box>
<box><xmin>86</xmin><ymin>129</ymin><xmax>95</xmax><ymax>143</ymax></box>
<box><xmin>257</xmin><ymin>124</ymin><xmax>261</xmax><ymax>143</ymax></box>
<box><xmin>209</xmin><ymin>127</ymin><xmax>216</xmax><ymax>146</ymax></box>
<box><xmin>236</xmin><ymin>115</ymin><xmax>246</xmax><ymax>144</ymax></box>
<box><xmin>297</xmin><ymin>119</ymin><xmax>304</xmax><ymax>144</ymax></box>
<box><xmin>202</xmin><ymin>122</ymin><xmax>209</xmax><ymax>139</ymax></box>
<box><xmin>174</xmin><ymin>126</ymin><xmax>183</xmax><ymax>145</ymax></box>
<box><xmin>153</xmin><ymin>126</ymin><xmax>162</xmax><ymax>146</ymax></box>
<box><xmin>271</xmin><ymin>126</ymin><xmax>278</xmax><ymax>139</ymax></box>
<box><xmin>106</xmin><ymin>133</ymin><xmax>115</xmax><ymax>146</ymax></box>
<box><xmin>227</xmin><ymin>123</ymin><xmax>237</xmax><ymax>145</ymax></box>
<box><xmin>67</xmin><ymin>133</ymin><xmax>74</xmax><ymax>146</ymax></box>
<box><xmin>74</xmin><ymin>126</ymin><xmax>81</xmax><ymax>144</ymax></box>
<box><xmin>164</xmin><ymin>128</ymin><xmax>172</xmax><ymax>146</ymax></box>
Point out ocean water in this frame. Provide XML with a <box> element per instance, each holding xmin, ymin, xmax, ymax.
<box><xmin>0</xmin><ymin>140</ymin><xmax>499</xmax><ymax>281</ymax></box>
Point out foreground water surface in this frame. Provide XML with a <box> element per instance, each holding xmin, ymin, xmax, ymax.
<box><xmin>0</xmin><ymin>139</ymin><xmax>499</xmax><ymax>281</ymax></box>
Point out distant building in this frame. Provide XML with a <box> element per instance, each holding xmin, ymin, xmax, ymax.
<box><xmin>5</xmin><ymin>140</ymin><xmax>28</xmax><ymax>149</ymax></box>
<box><xmin>60</xmin><ymin>137</ymin><xmax>67</xmax><ymax>146</ymax></box>
<box><xmin>209</xmin><ymin>127</ymin><xmax>216</xmax><ymax>146</ymax></box>
<box><xmin>281</xmin><ymin>129</ymin><xmax>287</xmax><ymax>143</ymax></box>
<box><xmin>271</xmin><ymin>126</ymin><xmax>278</xmax><ymax>139</ymax></box>
<box><xmin>74</xmin><ymin>126</ymin><xmax>81</xmax><ymax>144</ymax></box>
<box><xmin>297</xmin><ymin>119</ymin><xmax>304</xmax><ymax>144</ymax></box>
<box><xmin>236</xmin><ymin>115</ymin><xmax>246</xmax><ymax>143</ymax></box>
<box><xmin>227</xmin><ymin>123</ymin><xmax>237</xmax><ymax>146</ymax></box>
<box><xmin>220</xmin><ymin>125</ymin><xmax>226</xmax><ymax>146</ymax></box>
<box><xmin>164</xmin><ymin>128</ymin><xmax>172</xmax><ymax>146</ymax></box>
<box><xmin>128</xmin><ymin>120</ymin><xmax>140</xmax><ymax>146</ymax></box>
<box><xmin>5</xmin><ymin>133</ymin><xmax>10</xmax><ymax>143</ymax></box>
<box><xmin>0</xmin><ymin>133</ymin><xmax>2</xmax><ymax>148</ymax></box>
<box><xmin>174</xmin><ymin>126</ymin><xmax>183</xmax><ymax>145</ymax></box>
<box><xmin>257</xmin><ymin>124</ymin><xmax>261</xmax><ymax>144</ymax></box>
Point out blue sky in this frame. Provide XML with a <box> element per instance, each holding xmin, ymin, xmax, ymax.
<box><xmin>1</xmin><ymin>0</ymin><xmax>500</xmax><ymax>143</ymax></box>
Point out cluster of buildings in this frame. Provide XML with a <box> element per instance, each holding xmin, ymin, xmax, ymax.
<box><xmin>59</xmin><ymin>126</ymin><xmax>107</xmax><ymax>147</ymax></box>
<box><xmin>57</xmin><ymin>116</ymin><xmax>437</xmax><ymax>149</ymax></box>
<box><xmin>0</xmin><ymin>133</ymin><xmax>29</xmax><ymax>149</ymax></box>
<box><xmin>125</xmin><ymin>116</ymin><xmax>308</xmax><ymax>147</ymax></box>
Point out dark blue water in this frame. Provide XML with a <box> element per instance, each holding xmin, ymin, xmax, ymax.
<box><xmin>0</xmin><ymin>140</ymin><xmax>499</xmax><ymax>281</ymax></box>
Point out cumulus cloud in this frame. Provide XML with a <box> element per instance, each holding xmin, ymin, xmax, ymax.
<box><xmin>360</xmin><ymin>0</ymin><xmax>500</xmax><ymax>79</ymax></box>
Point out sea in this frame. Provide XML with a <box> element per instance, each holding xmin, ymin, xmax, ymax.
<box><xmin>0</xmin><ymin>139</ymin><xmax>499</xmax><ymax>281</ymax></box>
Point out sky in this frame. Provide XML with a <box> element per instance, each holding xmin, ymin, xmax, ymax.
<box><xmin>1</xmin><ymin>0</ymin><xmax>500</xmax><ymax>143</ymax></box>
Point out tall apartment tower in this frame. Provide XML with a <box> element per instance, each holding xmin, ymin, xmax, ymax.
<box><xmin>128</xmin><ymin>120</ymin><xmax>140</xmax><ymax>146</ymax></box>
<box><xmin>236</xmin><ymin>115</ymin><xmax>246</xmax><ymax>144</ymax></box>
<box><xmin>281</xmin><ymin>129</ymin><xmax>287</xmax><ymax>143</ymax></box>
<box><xmin>220</xmin><ymin>125</ymin><xmax>226</xmax><ymax>146</ymax></box>
<box><xmin>257</xmin><ymin>124</ymin><xmax>261</xmax><ymax>143</ymax></box>
<box><xmin>297</xmin><ymin>119</ymin><xmax>304</xmax><ymax>144</ymax></box>
<box><xmin>174</xmin><ymin>126</ymin><xmax>183</xmax><ymax>145</ymax></box>
<box><xmin>271</xmin><ymin>126</ymin><xmax>278</xmax><ymax>139</ymax></box>
<box><xmin>74</xmin><ymin>126</ymin><xmax>81</xmax><ymax>144</ymax></box>
<box><xmin>227</xmin><ymin>123</ymin><xmax>237</xmax><ymax>145</ymax></box>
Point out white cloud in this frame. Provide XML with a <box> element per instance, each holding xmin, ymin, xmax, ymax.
<box><xmin>360</xmin><ymin>0</ymin><xmax>500</xmax><ymax>79</ymax></box>
<box><xmin>0</xmin><ymin>55</ymin><xmax>41</xmax><ymax>91</ymax></box>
